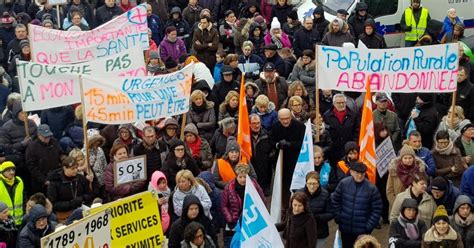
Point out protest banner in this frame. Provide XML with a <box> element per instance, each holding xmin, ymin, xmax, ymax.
<box><xmin>41</xmin><ymin>209</ymin><xmax>111</xmax><ymax>248</ymax></box>
<box><xmin>82</xmin><ymin>63</ymin><xmax>194</xmax><ymax>124</ymax></box>
<box><xmin>87</xmin><ymin>191</ymin><xmax>164</xmax><ymax>248</ymax></box>
<box><xmin>241</xmin><ymin>175</ymin><xmax>284</xmax><ymax>248</ymax></box>
<box><xmin>375</xmin><ymin>137</ymin><xmax>397</xmax><ymax>177</ymax></box>
<box><xmin>17</xmin><ymin>47</ymin><xmax>146</xmax><ymax>112</ymax></box>
<box><xmin>270</xmin><ymin>150</ymin><xmax>283</xmax><ymax>224</ymax></box>
<box><xmin>114</xmin><ymin>155</ymin><xmax>147</xmax><ymax>186</ymax></box>
<box><xmin>317</xmin><ymin>43</ymin><xmax>459</xmax><ymax>92</ymax></box>
<box><xmin>29</xmin><ymin>4</ymin><xmax>149</xmax><ymax>64</ymax></box>
<box><xmin>290</xmin><ymin>120</ymin><xmax>314</xmax><ymax>191</ymax></box>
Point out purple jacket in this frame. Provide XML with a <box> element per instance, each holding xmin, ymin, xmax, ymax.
<box><xmin>221</xmin><ymin>178</ymin><xmax>264</xmax><ymax>225</ymax></box>
<box><xmin>159</xmin><ymin>38</ymin><xmax>187</xmax><ymax>62</ymax></box>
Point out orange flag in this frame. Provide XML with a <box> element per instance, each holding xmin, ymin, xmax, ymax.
<box><xmin>359</xmin><ymin>77</ymin><xmax>377</xmax><ymax>184</ymax></box>
<box><xmin>237</xmin><ymin>73</ymin><xmax>252</xmax><ymax>163</ymax></box>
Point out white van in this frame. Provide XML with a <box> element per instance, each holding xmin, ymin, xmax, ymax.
<box><xmin>296</xmin><ymin>0</ymin><xmax>474</xmax><ymax>47</ymax></box>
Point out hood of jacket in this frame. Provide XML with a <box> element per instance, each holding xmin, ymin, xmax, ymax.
<box><xmin>364</xmin><ymin>18</ymin><xmax>376</xmax><ymax>31</ymax></box>
<box><xmin>11</xmin><ymin>101</ymin><xmax>22</xmax><ymax>120</ymax></box>
<box><xmin>453</xmin><ymin>194</ymin><xmax>472</xmax><ymax>213</ymax></box>
<box><xmin>169</xmin><ymin>7</ymin><xmax>182</xmax><ymax>18</ymax></box>
<box><xmin>388</xmin><ymin>156</ymin><xmax>426</xmax><ymax>173</ymax></box>
<box><xmin>424</xmin><ymin>225</ymin><xmax>459</xmax><ymax>242</ymax></box>
<box><xmin>355</xmin><ymin>2</ymin><xmax>368</xmax><ymax>12</ymax></box>
<box><xmin>244</xmin><ymin>82</ymin><xmax>260</xmax><ymax>97</ymax></box>
<box><xmin>182</xmin><ymin>194</ymin><xmax>205</xmax><ymax>223</ymax></box>
<box><xmin>28</xmin><ymin>204</ymin><xmax>49</xmax><ymax>224</ymax></box>
<box><xmin>296</xmin><ymin>57</ymin><xmax>315</xmax><ymax>71</ymax></box>
<box><xmin>197</xmin><ymin>171</ymin><xmax>218</xmax><ymax>192</ymax></box>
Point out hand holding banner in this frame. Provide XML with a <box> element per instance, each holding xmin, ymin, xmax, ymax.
<box><xmin>114</xmin><ymin>155</ymin><xmax>147</xmax><ymax>186</ymax></box>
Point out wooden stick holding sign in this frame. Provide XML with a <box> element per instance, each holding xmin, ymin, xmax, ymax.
<box><xmin>114</xmin><ymin>155</ymin><xmax>147</xmax><ymax>187</ymax></box>
<box><xmin>15</xmin><ymin>58</ymin><xmax>30</xmax><ymax>138</ymax></box>
<box><xmin>47</xmin><ymin>0</ymin><xmax>67</xmax><ymax>29</ymax></box>
<box><xmin>180</xmin><ymin>113</ymin><xmax>187</xmax><ymax>140</ymax></box>
<box><xmin>314</xmin><ymin>45</ymin><xmax>320</xmax><ymax>142</ymax></box>
<box><xmin>79</xmin><ymin>76</ymin><xmax>90</xmax><ymax>165</ymax></box>
<box><xmin>450</xmin><ymin>91</ymin><xmax>457</xmax><ymax>128</ymax></box>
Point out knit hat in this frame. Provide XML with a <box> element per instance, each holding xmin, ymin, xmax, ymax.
<box><xmin>270</xmin><ymin>17</ymin><xmax>281</xmax><ymax>30</ymax></box>
<box><xmin>1</xmin><ymin>12</ymin><xmax>14</xmax><ymax>24</ymax></box>
<box><xmin>184</xmin><ymin>123</ymin><xmax>199</xmax><ymax>136</ymax></box>
<box><xmin>0</xmin><ymin>202</ymin><xmax>7</xmax><ymax>212</ymax></box>
<box><xmin>87</xmin><ymin>129</ymin><xmax>105</xmax><ymax>147</ymax></box>
<box><xmin>344</xmin><ymin>141</ymin><xmax>359</xmax><ymax>155</ymax></box>
<box><xmin>288</xmin><ymin>10</ymin><xmax>298</xmax><ymax>21</ymax></box>
<box><xmin>225</xmin><ymin>136</ymin><xmax>240</xmax><ymax>154</ymax></box>
<box><xmin>430</xmin><ymin>176</ymin><xmax>448</xmax><ymax>191</ymax></box>
<box><xmin>333</xmin><ymin>17</ymin><xmax>344</xmax><ymax>29</ymax></box>
<box><xmin>432</xmin><ymin>205</ymin><xmax>449</xmax><ymax>224</ymax></box>
<box><xmin>0</xmin><ymin>161</ymin><xmax>15</xmax><ymax>173</ymax></box>
<box><xmin>461</xmin><ymin>123</ymin><xmax>474</xmax><ymax>134</ymax></box>
<box><xmin>253</xmin><ymin>15</ymin><xmax>265</xmax><ymax>25</ymax></box>
<box><xmin>164</xmin><ymin>117</ymin><xmax>179</xmax><ymax>128</ymax></box>
<box><xmin>42</xmin><ymin>19</ymin><xmax>53</xmax><ymax>26</ymax></box>
<box><xmin>19</xmin><ymin>40</ymin><xmax>29</xmax><ymax>49</ymax></box>
<box><xmin>149</xmin><ymin>51</ymin><xmax>159</xmax><ymax>60</ymax></box>
<box><xmin>399</xmin><ymin>145</ymin><xmax>416</xmax><ymax>158</ymax></box>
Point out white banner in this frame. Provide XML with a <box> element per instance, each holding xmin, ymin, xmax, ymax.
<box><xmin>317</xmin><ymin>43</ymin><xmax>459</xmax><ymax>92</ymax></box>
<box><xmin>82</xmin><ymin>63</ymin><xmax>194</xmax><ymax>124</ymax></box>
<box><xmin>29</xmin><ymin>4</ymin><xmax>149</xmax><ymax>64</ymax></box>
<box><xmin>375</xmin><ymin>137</ymin><xmax>397</xmax><ymax>177</ymax></box>
<box><xmin>290</xmin><ymin>120</ymin><xmax>314</xmax><ymax>191</ymax></box>
<box><xmin>270</xmin><ymin>150</ymin><xmax>283</xmax><ymax>224</ymax></box>
<box><xmin>41</xmin><ymin>210</ymin><xmax>111</xmax><ymax>248</ymax></box>
<box><xmin>115</xmin><ymin>155</ymin><xmax>147</xmax><ymax>186</ymax></box>
<box><xmin>18</xmin><ymin>46</ymin><xmax>146</xmax><ymax>111</ymax></box>
<box><xmin>241</xmin><ymin>175</ymin><xmax>284</xmax><ymax>248</ymax></box>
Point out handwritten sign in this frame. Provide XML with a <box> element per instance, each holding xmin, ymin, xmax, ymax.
<box><xmin>317</xmin><ymin>43</ymin><xmax>459</xmax><ymax>92</ymax></box>
<box><xmin>47</xmin><ymin>0</ymin><xmax>67</xmax><ymax>5</ymax></box>
<box><xmin>41</xmin><ymin>210</ymin><xmax>111</xmax><ymax>248</ymax></box>
<box><xmin>114</xmin><ymin>155</ymin><xmax>147</xmax><ymax>186</ymax></box>
<box><xmin>82</xmin><ymin>63</ymin><xmax>194</xmax><ymax>124</ymax></box>
<box><xmin>29</xmin><ymin>4</ymin><xmax>149</xmax><ymax>64</ymax></box>
<box><xmin>17</xmin><ymin>46</ymin><xmax>146</xmax><ymax>111</ymax></box>
<box><xmin>88</xmin><ymin>191</ymin><xmax>164</xmax><ymax>248</ymax></box>
<box><xmin>375</xmin><ymin>137</ymin><xmax>397</xmax><ymax>177</ymax></box>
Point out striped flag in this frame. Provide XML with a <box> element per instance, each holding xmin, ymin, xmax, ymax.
<box><xmin>359</xmin><ymin>79</ymin><xmax>377</xmax><ymax>184</ymax></box>
<box><xmin>237</xmin><ymin>73</ymin><xmax>252</xmax><ymax>163</ymax></box>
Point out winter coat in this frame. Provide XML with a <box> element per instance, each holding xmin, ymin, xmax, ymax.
<box><xmin>40</xmin><ymin>106</ymin><xmax>75</xmax><ymax>140</ymax></box>
<box><xmin>292</xmin><ymin>28</ymin><xmax>321</xmax><ymax>57</ymax></box>
<box><xmin>436</xmin><ymin>118</ymin><xmax>470</xmax><ymax>143</ymax></box>
<box><xmin>25</xmin><ymin>138</ymin><xmax>61</xmax><ymax>190</ymax></box>
<box><xmin>133</xmin><ymin>141</ymin><xmax>164</xmax><ymax>181</ymax></box>
<box><xmin>18</xmin><ymin>204</ymin><xmax>54</xmax><ymax>248</ymax></box>
<box><xmin>298</xmin><ymin>186</ymin><xmax>334</xmax><ymax>238</ymax></box>
<box><xmin>222</xmin><ymin>178</ymin><xmax>263</xmax><ymax>225</ymax></box>
<box><xmin>414</xmin><ymin>101</ymin><xmax>439</xmax><ymax>150</ymax></box>
<box><xmin>263</xmin><ymin>32</ymin><xmax>292</xmax><ymax>49</ymax></box>
<box><xmin>456</xmin><ymin>78</ymin><xmax>474</xmax><ymax>122</ymax></box>
<box><xmin>254</xmin><ymin>73</ymin><xmax>288</xmax><ymax>109</ymax></box>
<box><xmin>390</xmin><ymin>187</ymin><xmax>437</xmax><ymax>227</ymax></box>
<box><xmin>147</xmin><ymin>14</ymin><xmax>164</xmax><ymax>46</ymax></box>
<box><xmin>104</xmin><ymin>161</ymin><xmax>146</xmax><ymax>201</ymax></box>
<box><xmin>172</xmin><ymin>184</ymin><xmax>212</xmax><ymax>218</ymax></box>
<box><xmin>159</xmin><ymin>38</ymin><xmax>187</xmax><ymax>62</ymax></box>
<box><xmin>386</xmin><ymin>157</ymin><xmax>426</xmax><ymax>206</ymax></box>
<box><xmin>347</xmin><ymin>4</ymin><xmax>373</xmax><ymax>40</ymax></box>
<box><xmin>282</xmin><ymin>21</ymin><xmax>302</xmax><ymax>42</ymax></box>
<box><xmin>389</xmin><ymin>216</ymin><xmax>427</xmax><ymax>248</ymax></box>
<box><xmin>63</xmin><ymin>1</ymin><xmax>93</xmax><ymax>24</ymax></box>
<box><xmin>210</xmin><ymin>79</ymin><xmax>239</xmax><ymax>109</ymax></box>
<box><xmin>238</xmin><ymin>54</ymin><xmax>264</xmax><ymax>81</ymax></box>
<box><xmin>270</xmin><ymin>4</ymin><xmax>293</xmax><ymax>25</ymax></box>
<box><xmin>0</xmin><ymin>215</ymin><xmax>17</xmax><ymax>247</ymax></box>
<box><xmin>218</xmin><ymin>104</ymin><xmax>238</xmax><ymax>122</ymax></box>
<box><xmin>422</xmin><ymin>225</ymin><xmax>464</xmax><ymax>248</ymax></box>
<box><xmin>263</xmin><ymin>53</ymin><xmax>289</xmax><ymax>79</ymax></box>
<box><xmin>197</xmin><ymin>171</ymin><xmax>223</xmax><ymax>228</ymax></box>
<box><xmin>323</xmin><ymin>108</ymin><xmax>360</xmax><ymax>162</ymax></box>
<box><xmin>276</xmin><ymin>211</ymin><xmax>317</xmax><ymax>248</ymax></box>
<box><xmin>322</xmin><ymin>30</ymin><xmax>355</xmax><ymax>47</ymax></box>
<box><xmin>428</xmin><ymin>180</ymin><xmax>461</xmax><ymax>216</ymax></box>
<box><xmin>94</xmin><ymin>4</ymin><xmax>123</xmax><ymax>27</ymax></box>
<box><xmin>332</xmin><ymin>176</ymin><xmax>383</xmax><ymax>235</ymax></box>
<box><xmin>413</xmin><ymin>146</ymin><xmax>437</xmax><ymax>177</ymax></box>
<box><xmin>182</xmin><ymin>4</ymin><xmax>202</xmax><ymax>27</ymax></box>
<box><xmin>47</xmin><ymin>168</ymin><xmax>92</xmax><ymax>212</ymax></box>
<box><xmin>450</xmin><ymin>195</ymin><xmax>474</xmax><ymax>248</ymax></box>
<box><xmin>210</xmin><ymin>128</ymin><xmax>229</xmax><ymax>158</ymax></box>
<box><xmin>250</xmin><ymin>129</ymin><xmax>274</xmax><ymax>189</ymax></box>
<box><xmin>166</xmin><ymin>12</ymin><xmax>191</xmax><ymax>43</ymax></box>
<box><xmin>358</xmin><ymin>19</ymin><xmax>386</xmax><ymax>48</ymax></box>
<box><xmin>461</xmin><ymin>166</ymin><xmax>474</xmax><ymax>203</ymax></box>
<box><xmin>432</xmin><ymin>146</ymin><xmax>465</xmax><ymax>186</ymax></box>
<box><xmin>251</xmin><ymin>102</ymin><xmax>278</xmax><ymax>132</ymax></box>
<box><xmin>249</xmin><ymin>27</ymin><xmax>265</xmax><ymax>58</ymax></box>
<box><xmin>162</xmin><ymin>156</ymin><xmax>200</xmax><ymax>190</ymax></box>
<box><xmin>373</xmin><ymin>109</ymin><xmax>401</xmax><ymax>148</ymax></box>
<box><xmin>186</xmin><ymin>101</ymin><xmax>216</xmax><ymax>142</ymax></box>
<box><xmin>288</xmin><ymin>58</ymin><xmax>316</xmax><ymax>93</ymax></box>
<box><xmin>180</xmin><ymin>235</ymin><xmax>216</xmax><ymax>248</ymax></box>
<box><xmin>313</xmin><ymin>6</ymin><xmax>329</xmax><ymax>38</ymax></box>
<box><xmin>168</xmin><ymin>194</ymin><xmax>216</xmax><ymax>248</ymax></box>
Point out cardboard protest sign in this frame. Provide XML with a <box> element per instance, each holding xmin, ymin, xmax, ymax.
<box><xmin>41</xmin><ymin>210</ymin><xmax>111</xmax><ymax>248</ymax></box>
<box><xmin>82</xmin><ymin>63</ymin><xmax>194</xmax><ymax>124</ymax></box>
<box><xmin>29</xmin><ymin>4</ymin><xmax>149</xmax><ymax>64</ymax></box>
<box><xmin>17</xmin><ymin>46</ymin><xmax>146</xmax><ymax>111</ymax></box>
<box><xmin>114</xmin><ymin>155</ymin><xmax>147</xmax><ymax>186</ymax></box>
<box><xmin>317</xmin><ymin>43</ymin><xmax>459</xmax><ymax>92</ymax></box>
<box><xmin>375</xmin><ymin>137</ymin><xmax>397</xmax><ymax>177</ymax></box>
<box><xmin>87</xmin><ymin>191</ymin><xmax>164</xmax><ymax>248</ymax></box>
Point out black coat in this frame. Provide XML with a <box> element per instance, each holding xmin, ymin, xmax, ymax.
<box><xmin>210</xmin><ymin>80</ymin><xmax>240</xmax><ymax>109</ymax></box>
<box><xmin>271</xmin><ymin>4</ymin><xmax>293</xmax><ymax>26</ymax></box>
<box><xmin>94</xmin><ymin>5</ymin><xmax>123</xmax><ymax>27</ymax></box>
<box><xmin>455</xmin><ymin>79</ymin><xmax>474</xmax><ymax>122</ymax></box>
<box><xmin>40</xmin><ymin>106</ymin><xmax>75</xmax><ymax>140</ymax></box>
<box><xmin>348</xmin><ymin>14</ymin><xmax>373</xmax><ymax>41</ymax></box>
<box><xmin>413</xmin><ymin>101</ymin><xmax>439</xmax><ymax>149</ymax></box>
<box><xmin>297</xmin><ymin>187</ymin><xmax>334</xmax><ymax>238</ymax></box>
<box><xmin>162</xmin><ymin>156</ymin><xmax>200</xmax><ymax>190</ymax></box>
<box><xmin>276</xmin><ymin>211</ymin><xmax>317</xmax><ymax>248</ymax></box>
<box><xmin>358</xmin><ymin>32</ymin><xmax>387</xmax><ymax>49</ymax></box>
<box><xmin>292</xmin><ymin>27</ymin><xmax>321</xmax><ymax>57</ymax></box>
<box><xmin>389</xmin><ymin>218</ymin><xmax>427</xmax><ymax>248</ymax></box>
<box><xmin>251</xmin><ymin>129</ymin><xmax>273</xmax><ymax>189</ymax></box>
<box><xmin>25</xmin><ymin>138</ymin><xmax>62</xmax><ymax>191</ymax></box>
<box><xmin>323</xmin><ymin>108</ymin><xmax>360</xmax><ymax>163</ymax></box>
<box><xmin>210</xmin><ymin>128</ymin><xmax>230</xmax><ymax>158</ymax></box>
<box><xmin>47</xmin><ymin>168</ymin><xmax>92</xmax><ymax>212</ymax></box>
<box><xmin>392</xmin><ymin>93</ymin><xmax>417</xmax><ymax>122</ymax></box>
<box><xmin>254</xmin><ymin>76</ymin><xmax>288</xmax><ymax>110</ymax></box>
<box><xmin>134</xmin><ymin>141</ymin><xmax>164</xmax><ymax>181</ymax></box>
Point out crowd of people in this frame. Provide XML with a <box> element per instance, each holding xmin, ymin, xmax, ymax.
<box><xmin>0</xmin><ymin>0</ymin><xmax>474</xmax><ymax>247</ymax></box>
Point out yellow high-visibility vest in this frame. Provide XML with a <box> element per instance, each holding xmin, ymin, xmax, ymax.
<box><xmin>404</xmin><ymin>8</ymin><xmax>429</xmax><ymax>41</ymax></box>
<box><xmin>0</xmin><ymin>177</ymin><xmax>24</xmax><ymax>226</ymax></box>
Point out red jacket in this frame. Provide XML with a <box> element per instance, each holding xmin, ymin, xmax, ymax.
<box><xmin>221</xmin><ymin>178</ymin><xmax>264</xmax><ymax>225</ymax></box>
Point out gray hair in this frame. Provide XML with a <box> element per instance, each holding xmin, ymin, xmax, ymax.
<box><xmin>249</xmin><ymin>113</ymin><xmax>260</xmax><ymax>122</ymax></box>
<box><xmin>332</xmin><ymin>93</ymin><xmax>347</xmax><ymax>105</ymax></box>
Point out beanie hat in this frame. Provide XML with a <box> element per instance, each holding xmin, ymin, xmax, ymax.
<box><xmin>225</xmin><ymin>136</ymin><xmax>240</xmax><ymax>154</ymax></box>
<box><xmin>42</xmin><ymin>18</ymin><xmax>53</xmax><ymax>26</ymax></box>
<box><xmin>431</xmin><ymin>176</ymin><xmax>448</xmax><ymax>191</ymax></box>
<box><xmin>270</xmin><ymin>17</ymin><xmax>281</xmax><ymax>30</ymax></box>
<box><xmin>288</xmin><ymin>10</ymin><xmax>298</xmax><ymax>21</ymax></box>
<box><xmin>19</xmin><ymin>40</ymin><xmax>29</xmax><ymax>49</ymax></box>
<box><xmin>344</xmin><ymin>141</ymin><xmax>359</xmax><ymax>155</ymax></box>
<box><xmin>0</xmin><ymin>202</ymin><xmax>7</xmax><ymax>212</ymax></box>
<box><xmin>432</xmin><ymin>205</ymin><xmax>449</xmax><ymax>224</ymax></box>
<box><xmin>253</xmin><ymin>15</ymin><xmax>265</xmax><ymax>25</ymax></box>
<box><xmin>149</xmin><ymin>51</ymin><xmax>159</xmax><ymax>60</ymax></box>
<box><xmin>461</xmin><ymin>123</ymin><xmax>474</xmax><ymax>134</ymax></box>
<box><xmin>0</xmin><ymin>161</ymin><xmax>15</xmax><ymax>173</ymax></box>
<box><xmin>184</xmin><ymin>123</ymin><xmax>199</xmax><ymax>136</ymax></box>
<box><xmin>399</xmin><ymin>145</ymin><xmax>416</xmax><ymax>158</ymax></box>
<box><xmin>333</xmin><ymin>17</ymin><xmax>344</xmax><ymax>29</ymax></box>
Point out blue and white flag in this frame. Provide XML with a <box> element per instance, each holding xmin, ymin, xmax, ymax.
<box><xmin>241</xmin><ymin>175</ymin><xmax>284</xmax><ymax>248</ymax></box>
<box><xmin>406</xmin><ymin>117</ymin><xmax>417</xmax><ymax>138</ymax></box>
<box><xmin>270</xmin><ymin>150</ymin><xmax>283</xmax><ymax>224</ymax></box>
<box><xmin>290</xmin><ymin>120</ymin><xmax>314</xmax><ymax>191</ymax></box>
<box><xmin>333</xmin><ymin>230</ymin><xmax>342</xmax><ymax>248</ymax></box>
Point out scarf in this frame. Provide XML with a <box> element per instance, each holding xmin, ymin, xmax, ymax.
<box><xmin>397</xmin><ymin>162</ymin><xmax>420</xmax><ymax>188</ymax></box>
<box><xmin>0</xmin><ymin>175</ymin><xmax>14</xmax><ymax>186</ymax></box>
<box><xmin>192</xmin><ymin>102</ymin><xmax>207</xmax><ymax>113</ymax></box>
<box><xmin>235</xmin><ymin>182</ymin><xmax>245</xmax><ymax>200</ymax></box>
<box><xmin>292</xmin><ymin>110</ymin><xmax>306</xmax><ymax>121</ymax></box>
<box><xmin>187</xmin><ymin>136</ymin><xmax>202</xmax><ymax>158</ymax></box>
<box><xmin>271</xmin><ymin>35</ymin><xmax>283</xmax><ymax>48</ymax></box>
<box><xmin>334</xmin><ymin>107</ymin><xmax>347</xmax><ymax>124</ymax></box>
<box><xmin>397</xmin><ymin>214</ymin><xmax>420</xmax><ymax>240</ymax></box>
<box><xmin>454</xmin><ymin>212</ymin><xmax>474</xmax><ymax>227</ymax></box>
<box><xmin>225</xmin><ymin>104</ymin><xmax>238</xmax><ymax>117</ymax></box>
<box><xmin>266</xmin><ymin>80</ymin><xmax>279</xmax><ymax>107</ymax></box>
<box><xmin>434</xmin><ymin>140</ymin><xmax>454</xmax><ymax>155</ymax></box>
<box><xmin>445</xmin><ymin>115</ymin><xmax>461</xmax><ymax>129</ymax></box>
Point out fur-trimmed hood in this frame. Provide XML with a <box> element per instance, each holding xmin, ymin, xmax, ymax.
<box><xmin>295</xmin><ymin>57</ymin><xmax>315</xmax><ymax>71</ymax></box>
<box><xmin>388</xmin><ymin>156</ymin><xmax>426</xmax><ymax>173</ymax></box>
<box><xmin>423</xmin><ymin>225</ymin><xmax>459</xmax><ymax>242</ymax></box>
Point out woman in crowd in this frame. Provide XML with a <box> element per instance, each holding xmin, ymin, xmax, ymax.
<box><xmin>113</xmin><ymin>124</ymin><xmax>140</xmax><ymax>156</ymax></box>
<box><xmin>84</xmin><ymin>129</ymin><xmax>107</xmax><ymax>198</ymax></box>
<box><xmin>238</xmin><ymin>41</ymin><xmax>264</xmax><ymax>81</ymax></box>
<box><xmin>389</xmin><ymin>198</ymin><xmax>427</xmax><ymax>248</ymax></box>
<box><xmin>422</xmin><ymin>205</ymin><xmax>464</xmax><ymax>247</ymax></box>
<box><xmin>104</xmin><ymin>143</ymin><xmax>146</xmax><ymax>201</ymax></box>
<box><xmin>311</xmin><ymin>146</ymin><xmax>335</xmax><ymax>191</ymax></box>
<box><xmin>222</xmin><ymin>164</ymin><xmax>264</xmax><ymax>247</ymax></box>
<box><xmin>181</xmin><ymin>221</ymin><xmax>216</xmax><ymax>248</ymax></box>
<box><xmin>148</xmin><ymin>170</ymin><xmax>171</xmax><ymax>234</ymax></box>
<box><xmin>171</xmin><ymin>170</ymin><xmax>212</xmax><ymax>219</ymax></box>
<box><xmin>436</xmin><ymin>106</ymin><xmax>471</xmax><ymax>142</ymax></box>
<box><xmin>18</xmin><ymin>204</ymin><xmax>54</xmax><ymax>247</ymax></box>
<box><xmin>66</xmin><ymin>10</ymin><xmax>90</xmax><ymax>30</ymax></box>
<box><xmin>450</xmin><ymin>195</ymin><xmax>474</xmax><ymax>247</ymax></box>
<box><xmin>374</xmin><ymin>123</ymin><xmax>391</xmax><ymax>224</ymax></box>
<box><xmin>184</xmin><ymin>123</ymin><xmax>213</xmax><ymax>170</ymax></box>
<box><xmin>69</xmin><ymin>148</ymin><xmax>97</xmax><ymax>194</ymax></box>
<box><xmin>0</xmin><ymin>201</ymin><xmax>17</xmax><ymax>247</ymax></box>
<box><xmin>276</xmin><ymin>191</ymin><xmax>317</xmax><ymax>248</ymax></box>
<box><xmin>218</xmin><ymin>91</ymin><xmax>239</xmax><ymax>121</ymax></box>
<box><xmin>281</xmin><ymin>81</ymin><xmax>313</xmax><ymax>113</ymax></box>
<box><xmin>297</xmin><ymin>171</ymin><xmax>333</xmax><ymax>248</ymax></box>
<box><xmin>219</xmin><ymin>10</ymin><xmax>237</xmax><ymax>52</ymax></box>
<box><xmin>288</xmin><ymin>96</ymin><xmax>309</xmax><ymax>123</ymax></box>
<box><xmin>387</xmin><ymin>145</ymin><xmax>426</xmax><ymax>207</ymax></box>
<box><xmin>264</xmin><ymin>17</ymin><xmax>291</xmax><ymax>49</ymax></box>
<box><xmin>432</xmin><ymin>130</ymin><xmax>466</xmax><ymax>186</ymax></box>
<box><xmin>244</xmin><ymin>82</ymin><xmax>260</xmax><ymax>113</ymax></box>
<box><xmin>223</xmin><ymin>54</ymin><xmax>242</xmax><ymax>82</ymax></box>
<box><xmin>248</xmin><ymin>24</ymin><xmax>265</xmax><ymax>58</ymax></box>
<box><xmin>162</xmin><ymin>139</ymin><xmax>200</xmax><ymax>190</ymax></box>
<box><xmin>288</xmin><ymin>50</ymin><xmax>316</xmax><ymax>96</ymax></box>
<box><xmin>251</xmin><ymin>95</ymin><xmax>278</xmax><ymax>132</ymax></box>
<box><xmin>186</xmin><ymin>89</ymin><xmax>216</xmax><ymax>142</ymax></box>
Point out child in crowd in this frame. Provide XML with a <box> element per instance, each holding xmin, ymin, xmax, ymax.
<box><xmin>213</xmin><ymin>51</ymin><xmax>227</xmax><ymax>84</ymax></box>
<box><xmin>148</xmin><ymin>171</ymin><xmax>171</xmax><ymax>233</ymax></box>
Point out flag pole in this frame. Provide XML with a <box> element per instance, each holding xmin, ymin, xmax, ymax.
<box><xmin>314</xmin><ymin>45</ymin><xmax>320</xmax><ymax>143</ymax></box>
<box><xmin>180</xmin><ymin>113</ymin><xmax>187</xmax><ymax>140</ymax></box>
<box><xmin>16</xmin><ymin>58</ymin><xmax>30</xmax><ymax>138</ymax></box>
<box><xmin>79</xmin><ymin>76</ymin><xmax>90</xmax><ymax>166</ymax></box>
<box><xmin>450</xmin><ymin>91</ymin><xmax>457</xmax><ymax>128</ymax></box>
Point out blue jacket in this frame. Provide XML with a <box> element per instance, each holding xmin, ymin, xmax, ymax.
<box><xmin>415</xmin><ymin>147</ymin><xmax>436</xmax><ymax>177</ymax></box>
<box><xmin>317</xmin><ymin>161</ymin><xmax>331</xmax><ymax>188</ymax></box>
<box><xmin>428</xmin><ymin>180</ymin><xmax>461</xmax><ymax>215</ymax></box>
<box><xmin>213</xmin><ymin>62</ymin><xmax>223</xmax><ymax>84</ymax></box>
<box><xmin>251</xmin><ymin>102</ymin><xmax>278</xmax><ymax>132</ymax></box>
<box><xmin>40</xmin><ymin>106</ymin><xmax>75</xmax><ymax>140</ymax></box>
<box><xmin>148</xmin><ymin>14</ymin><xmax>164</xmax><ymax>45</ymax></box>
<box><xmin>332</xmin><ymin>176</ymin><xmax>382</xmax><ymax>235</ymax></box>
<box><xmin>460</xmin><ymin>166</ymin><xmax>474</xmax><ymax>204</ymax></box>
